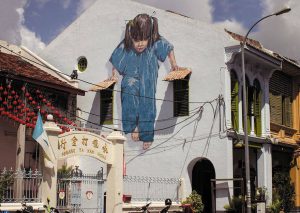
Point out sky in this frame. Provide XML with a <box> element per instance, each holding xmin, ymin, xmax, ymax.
<box><xmin>0</xmin><ymin>0</ymin><xmax>299</xmax><ymax>60</ymax></box>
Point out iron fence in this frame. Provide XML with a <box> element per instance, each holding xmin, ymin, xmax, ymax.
<box><xmin>57</xmin><ymin>168</ymin><xmax>105</xmax><ymax>213</ymax></box>
<box><xmin>123</xmin><ymin>175</ymin><xmax>180</xmax><ymax>202</ymax></box>
<box><xmin>0</xmin><ymin>168</ymin><xmax>42</xmax><ymax>203</ymax></box>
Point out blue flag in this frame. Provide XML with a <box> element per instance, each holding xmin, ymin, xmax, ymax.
<box><xmin>32</xmin><ymin>111</ymin><xmax>55</xmax><ymax>163</ymax></box>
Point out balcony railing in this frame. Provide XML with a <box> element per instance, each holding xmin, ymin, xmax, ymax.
<box><xmin>0</xmin><ymin>168</ymin><xmax>42</xmax><ymax>203</ymax></box>
<box><xmin>123</xmin><ymin>175</ymin><xmax>180</xmax><ymax>202</ymax></box>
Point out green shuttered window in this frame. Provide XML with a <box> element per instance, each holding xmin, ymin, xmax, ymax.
<box><xmin>100</xmin><ymin>85</ymin><xmax>114</xmax><ymax>125</ymax></box>
<box><xmin>269</xmin><ymin>71</ymin><xmax>293</xmax><ymax>127</ymax></box>
<box><xmin>174</xmin><ymin>78</ymin><xmax>189</xmax><ymax>117</ymax></box>
<box><xmin>231</xmin><ymin>70</ymin><xmax>239</xmax><ymax>131</ymax></box>
<box><xmin>253</xmin><ymin>79</ymin><xmax>262</xmax><ymax>136</ymax></box>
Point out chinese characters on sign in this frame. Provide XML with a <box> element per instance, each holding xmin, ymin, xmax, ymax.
<box><xmin>57</xmin><ymin>132</ymin><xmax>113</xmax><ymax>164</ymax></box>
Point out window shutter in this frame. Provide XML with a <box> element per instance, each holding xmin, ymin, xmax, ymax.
<box><xmin>231</xmin><ymin>71</ymin><xmax>239</xmax><ymax>131</ymax></box>
<box><xmin>269</xmin><ymin>91</ymin><xmax>282</xmax><ymax>124</ymax></box>
<box><xmin>100</xmin><ymin>85</ymin><xmax>114</xmax><ymax>124</ymax></box>
<box><xmin>174</xmin><ymin>79</ymin><xmax>189</xmax><ymax>117</ymax></box>
<box><xmin>283</xmin><ymin>96</ymin><xmax>292</xmax><ymax>127</ymax></box>
<box><xmin>269</xmin><ymin>71</ymin><xmax>292</xmax><ymax>127</ymax></box>
<box><xmin>253</xmin><ymin>81</ymin><xmax>262</xmax><ymax>136</ymax></box>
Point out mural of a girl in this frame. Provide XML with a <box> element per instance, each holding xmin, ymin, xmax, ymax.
<box><xmin>109</xmin><ymin>13</ymin><xmax>180</xmax><ymax>149</ymax></box>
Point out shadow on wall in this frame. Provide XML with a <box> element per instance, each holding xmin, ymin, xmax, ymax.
<box><xmin>154</xmin><ymin>83</ymin><xmax>178</xmax><ymax>135</ymax></box>
<box><xmin>87</xmin><ymin>93</ymin><xmax>101</xmax><ymax>130</ymax></box>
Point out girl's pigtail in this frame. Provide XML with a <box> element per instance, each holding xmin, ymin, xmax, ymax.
<box><xmin>151</xmin><ymin>16</ymin><xmax>160</xmax><ymax>44</ymax></box>
<box><xmin>124</xmin><ymin>21</ymin><xmax>132</xmax><ymax>50</ymax></box>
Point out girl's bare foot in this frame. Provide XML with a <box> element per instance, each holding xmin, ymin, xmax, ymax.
<box><xmin>131</xmin><ymin>128</ymin><xmax>139</xmax><ymax>141</ymax></box>
<box><xmin>143</xmin><ymin>142</ymin><xmax>152</xmax><ymax>150</ymax></box>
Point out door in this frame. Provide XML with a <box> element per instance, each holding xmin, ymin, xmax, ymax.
<box><xmin>192</xmin><ymin>159</ymin><xmax>215</xmax><ymax>213</ymax></box>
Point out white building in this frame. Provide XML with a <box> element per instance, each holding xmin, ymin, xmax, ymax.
<box><xmin>39</xmin><ymin>0</ymin><xmax>284</xmax><ymax>211</ymax></box>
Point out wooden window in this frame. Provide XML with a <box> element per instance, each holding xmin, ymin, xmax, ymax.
<box><xmin>100</xmin><ymin>85</ymin><xmax>114</xmax><ymax>125</ymax></box>
<box><xmin>253</xmin><ymin>79</ymin><xmax>262</xmax><ymax>136</ymax></box>
<box><xmin>174</xmin><ymin>77</ymin><xmax>189</xmax><ymax>117</ymax></box>
<box><xmin>231</xmin><ymin>70</ymin><xmax>239</xmax><ymax>131</ymax></box>
<box><xmin>269</xmin><ymin>71</ymin><xmax>293</xmax><ymax>127</ymax></box>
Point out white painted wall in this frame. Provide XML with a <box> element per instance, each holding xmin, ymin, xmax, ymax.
<box><xmin>40</xmin><ymin>0</ymin><xmax>238</xmax><ymax>210</ymax></box>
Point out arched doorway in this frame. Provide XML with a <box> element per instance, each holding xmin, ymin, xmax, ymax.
<box><xmin>192</xmin><ymin>158</ymin><xmax>215</xmax><ymax>213</ymax></box>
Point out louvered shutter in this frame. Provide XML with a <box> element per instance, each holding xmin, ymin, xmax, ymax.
<box><xmin>231</xmin><ymin>71</ymin><xmax>239</xmax><ymax>130</ymax></box>
<box><xmin>269</xmin><ymin>91</ymin><xmax>282</xmax><ymax>124</ymax></box>
<box><xmin>100</xmin><ymin>85</ymin><xmax>114</xmax><ymax>124</ymax></box>
<box><xmin>174</xmin><ymin>79</ymin><xmax>189</xmax><ymax>117</ymax></box>
<box><xmin>283</xmin><ymin>96</ymin><xmax>292</xmax><ymax>127</ymax></box>
<box><xmin>269</xmin><ymin>71</ymin><xmax>292</xmax><ymax>126</ymax></box>
<box><xmin>253</xmin><ymin>81</ymin><xmax>262</xmax><ymax>136</ymax></box>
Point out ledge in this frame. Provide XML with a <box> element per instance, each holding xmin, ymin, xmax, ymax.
<box><xmin>0</xmin><ymin>202</ymin><xmax>44</xmax><ymax>211</ymax></box>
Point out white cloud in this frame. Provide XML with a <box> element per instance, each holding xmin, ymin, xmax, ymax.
<box><xmin>0</xmin><ymin>0</ymin><xmax>26</xmax><ymax>45</ymax></box>
<box><xmin>76</xmin><ymin>0</ymin><xmax>97</xmax><ymax>16</ymax></box>
<box><xmin>214</xmin><ymin>19</ymin><xmax>246</xmax><ymax>35</ymax></box>
<box><xmin>20</xmin><ymin>26</ymin><xmax>46</xmax><ymax>53</ymax></box>
<box><xmin>134</xmin><ymin>0</ymin><xmax>213</xmax><ymax>23</ymax></box>
<box><xmin>0</xmin><ymin>0</ymin><xmax>45</xmax><ymax>53</ymax></box>
<box><xmin>253</xmin><ymin>0</ymin><xmax>300</xmax><ymax>60</ymax></box>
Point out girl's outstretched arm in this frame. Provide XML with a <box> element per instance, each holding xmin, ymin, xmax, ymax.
<box><xmin>168</xmin><ymin>50</ymin><xmax>179</xmax><ymax>71</ymax></box>
<box><xmin>109</xmin><ymin>67</ymin><xmax>118</xmax><ymax>82</ymax></box>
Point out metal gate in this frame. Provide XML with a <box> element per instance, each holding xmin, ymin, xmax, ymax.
<box><xmin>56</xmin><ymin>166</ymin><xmax>105</xmax><ymax>213</ymax></box>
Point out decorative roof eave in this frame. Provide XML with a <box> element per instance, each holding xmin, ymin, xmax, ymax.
<box><xmin>0</xmin><ymin>70</ymin><xmax>85</xmax><ymax>96</ymax></box>
<box><xmin>245</xmin><ymin>45</ymin><xmax>282</xmax><ymax>68</ymax></box>
<box><xmin>225</xmin><ymin>44</ymin><xmax>282</xmax><ymax>69</ymax></box>
<box><xmin>89</xmin><ymin>79</ymin><xmax>116</xmax><ymax>91</ymax></box>
<box><xmin>163</xmin><ymin>68</ymin><xmax>192</xmax><ymax>81</ymax></box>
<box><xmin>0</xmin><ymin>51</ymin><xmax>85</xmax><ymax>95</ymax></box>
<box><xmin>225</xmin><ymin>29</ymin><xmax>300</xmax><ymax>74</ymax></box>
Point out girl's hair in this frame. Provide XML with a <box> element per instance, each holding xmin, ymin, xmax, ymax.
<box><xmin>124</xmin><ymin>13</ymin><xmax>160</xmax><ymax>50</ymax></box>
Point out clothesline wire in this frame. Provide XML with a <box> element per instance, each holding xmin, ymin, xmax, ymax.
<box><xmin>1</xmin><ymin>43</ymin><xmax>209</xmax><ymax>104</ymax></box>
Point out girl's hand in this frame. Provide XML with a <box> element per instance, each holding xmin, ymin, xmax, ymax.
<box><xmin>109</xmin><ymin>67</ymin><xmax>118</xmax><ymax>82</ymax></box>
<box><xmin>171</xmin><ymin>64</ymin><xmax>179</xmax><ymax>71</ymax></box>
<box><xmin>108</xmin><ymin>75</ymin><xmax>118</xmax><ymax>82</ymax></box>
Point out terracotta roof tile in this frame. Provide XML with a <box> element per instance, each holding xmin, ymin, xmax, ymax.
<box><xmin>89</xmin><ymin>79</ymin><xmax>116</xmax><ymax>91</ymax></box>
<box><xmin>163</xmin><ymin>68</ymin><xmax>192</xmax><ymax>81</ymax></box>
<box><xmin>225</xmin><ymin>29</ymin><xmax>262</xmax><ymax>49</ymax></box>
<box><xmin>0</xmin><ymin>51</ymin><xmax>84</xmax><ymax>94</ymax></box>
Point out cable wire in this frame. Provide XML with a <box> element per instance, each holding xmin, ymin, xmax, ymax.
<box><xmin>0</xmin><ymin>44</ymin><xmax>210</xmax><ymax>104</ymax></box>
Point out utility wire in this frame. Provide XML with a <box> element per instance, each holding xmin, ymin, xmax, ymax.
<box><xmin>125</xmin><ymin>102</ymin><xmax>209</xmax><ymax>164</ymax></box>
<box><xmin>0</xmin><ymin>44</ymin><xmax>209</xmax><ymax>104</ymax></box>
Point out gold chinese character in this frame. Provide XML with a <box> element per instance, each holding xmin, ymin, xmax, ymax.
<box><xmin>71</xmin><ymin>136</ymin><xmax>78</xmax><ymax>146</ymax></box>
<box><xmin>92</xmin><ymin>139</ymin><xmax>99</xmax><ymax>148</ymax></box>
<box><xmin>58</xmin><ymin>139</ymin><xmax>67</xmax><ymax>150</ymax></box>
<box><xmin>102</xmin><ymin>144</ymin><xmax>108</xmax><ymax>154</ymax></box>
<box><xmin>82</xmin><ymin>137</ymin><xmax>88</xmax><ymax>146</ymax></box>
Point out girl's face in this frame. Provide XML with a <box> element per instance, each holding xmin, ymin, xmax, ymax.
<box><xmin>132</xmin><ymin>39</ymin><xmax>148</xmax><ymax>53</ymax></box>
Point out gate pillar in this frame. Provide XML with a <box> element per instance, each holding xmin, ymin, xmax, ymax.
<box><xmin>106</xmin><ymin>131</ymin><xmax>126</xmax><ymax>213</ymax></box>
<box><xmin>41</xmin><ymin>119</ymin><xmax>60</xmax><ymax>208</ymax></box>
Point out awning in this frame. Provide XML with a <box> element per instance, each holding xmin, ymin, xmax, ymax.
<box><xmin>89</xmin><ymin>79</ymin><xmax>116</xmax><ymax>91</ymax></box>
<box><xmin>163</xmin><ymin>68</ymin><xmax>192</xmax><ymax>81</ymax></box>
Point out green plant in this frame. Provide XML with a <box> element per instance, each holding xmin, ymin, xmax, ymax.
<box><xmin>255</xmin><ymin>186</ymin><xmax>267</xmax><ymax>201</ymax></box>
<box><xmin>223</xmin><ymin>196</ymin><xmax>244</xmax><ymax>212</ymax></box>
<box><xmin>181</xmin><ymin>190</ymin><xmax>204</xmax><ymax>213</ymax></box>
<box><xmin>271</xmin><ymin>171</ymin><xmax>295</xmax><ymax>212</ymax></box>
<box><xmin>0</xmin><ymin>170</ymin><xmax>14</xmax><ymax>201</ymax></box>
<box><xmin>57</xmin><ymin>164</ymin><xmax>73</xmax><ymax>178</ymax></box>
<box><xmin>268</xmin><ymin>198</ymin><xmax>282</xmax><ymax>213</ymax></box>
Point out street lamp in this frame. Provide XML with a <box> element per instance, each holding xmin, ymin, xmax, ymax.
<box><xmin>241</xmin><ymin>7</ymin><xmax>291</xmax><ymax>213</ymax></box>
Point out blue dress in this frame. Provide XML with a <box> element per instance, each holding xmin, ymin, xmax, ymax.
<box><xmin>110</xmin><ymin>38</ymin><xmax>173</xmax><ymax>142</ymax></box>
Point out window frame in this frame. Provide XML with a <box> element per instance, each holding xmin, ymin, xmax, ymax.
<box><xmin>173</xmin><ymin>76</ymin><xmax>190</xmax><ymax>117</ymax></box>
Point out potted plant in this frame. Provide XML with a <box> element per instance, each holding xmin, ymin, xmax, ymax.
<box><xmin>223</xmin><ymin>196</ymin><xmax>244</xmax><ymax>212</ymax></box>
<box><xmin>255</xmin><ymin>186</ymin><xmax>267</xmax><ymax>202</ymax></box>
<box><xmin>181</xmin><ymin>190</ymin><xmax>204</xmax><ymax>213</ymax></box>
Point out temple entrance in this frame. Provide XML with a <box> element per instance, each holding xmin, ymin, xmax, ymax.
<box><xmin>192</xmin><ymin>158</ymin><xmax>215</xmax><ymax>213</ymax></box>
<box><xmin>56</xmin><ymin>166</ymin><xmax>105</xmax><ymax>213</ymax></box>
